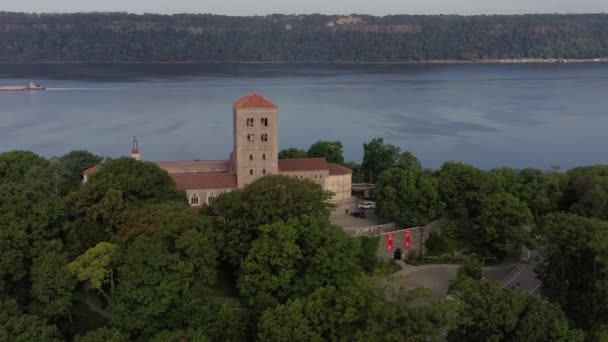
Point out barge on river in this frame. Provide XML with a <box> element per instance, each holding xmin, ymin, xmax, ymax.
<box><xmin>0</xmin><ymin>82</ymin><xmax>46</xmax><ymax>91</ymax></box>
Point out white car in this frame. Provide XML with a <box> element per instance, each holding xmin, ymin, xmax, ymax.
<box><xmin>358</xmin><ymin>201</ymin><xmax>376</xmax><ymax>209</ymax></box>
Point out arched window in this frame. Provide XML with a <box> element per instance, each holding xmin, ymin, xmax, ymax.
<box><xmin>247</xmin><ymin>134</ymin><xmax>254</xmax><ymax>142</ymax></box>
<box><xmin>262</xmin><ymin>154</ymin><xmax>266</xmax><ymax>160</ymax></box>
<box><xmin>207</xmin><ymin>192</ymin><xmax>217</xmax><ymax>204</ymax></box>
<box><xmin>262</xmin><ymin>118</ymin><xmax>268</xmax><ymax>126</ymax></box>
<box><xmin>250</xmin><ymin>154</ymin><xmax>253</xmax><ymax>161</ymax></box>
<box><xmin>190</xmin><ymin>193</ymin><xmax>199</xmax><ymax>205</ymax></box>
<box><xmin>250</xmin><ymin>169</ymin><xmax>253</xmax><ymax>175</ymax></box>
<box><xmin>247</xmin><ymin>118</ymin><xmax>255</xmax><ymax>127</ymax></box>
<box><xmin>261</xmin><ymin>133</ymin><xmax>268</xmax><ymax>142</ymax></box>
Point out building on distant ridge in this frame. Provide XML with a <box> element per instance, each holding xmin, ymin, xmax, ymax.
<box><xmin>83</xmin><ymin>93</ymin><xmax>357</xmax><ymax>214</ymax></box>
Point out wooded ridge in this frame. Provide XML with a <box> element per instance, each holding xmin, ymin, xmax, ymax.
<box><xmin>1</xmin><ymin>12</ymin><xmax>607</xmax><ymax>62</ymax></box>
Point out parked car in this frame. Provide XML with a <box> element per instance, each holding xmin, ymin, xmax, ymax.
<box><xmin>350</xmin><ymin>212</ymin><xmax>367</xmax><ymax>219</ymax></box>
<box><xmin>358</xmin><ymin>201</ymin><xmax>376</xmax><ymax>209</ymax></box>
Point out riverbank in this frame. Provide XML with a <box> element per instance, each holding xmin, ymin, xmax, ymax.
<box><xmin>0</xmin><ymin>58</ymin><xmax>607</xmax><ymax>65</ymax></box>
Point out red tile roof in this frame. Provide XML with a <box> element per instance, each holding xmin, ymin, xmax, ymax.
<box><xmin>278</xmin><ymin>158</ymin><xmax>329</xmax><ymax>172</ymax></box>
<box><xmin>83</xmin><ymin>165</ymin><xmax>101</xmax><ymax>175</ymax></box>
<box><xmin>328</xmin><ymin>163</ymin><xmax>352</xmax><ymax>175</ymax></box>
<box><xmin>233</xmin><ymin>92</ymin><xmax>278</xmax><ymax>109</ymax></box>
<box><xmin>170</xmin><ymin>172</ymin><xmax>237</xmax><ymax>190</ymax></box>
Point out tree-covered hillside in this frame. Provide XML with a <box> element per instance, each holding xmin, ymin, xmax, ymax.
<box><xmin>1</xmin><ymin>12</ymin><xmax>608</xmax><ymax>62</ymax></box>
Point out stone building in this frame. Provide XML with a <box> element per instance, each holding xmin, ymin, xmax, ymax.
<box><xmin>84</xmin><ymin>92</ymin><xmax>357</xmax><ymax>213</ymax></box>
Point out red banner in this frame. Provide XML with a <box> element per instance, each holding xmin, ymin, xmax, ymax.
<box><xmin>387</xmin><ymin>233</ymin><xmax>393</xmax><ymax>251</ymax></box>
<box><xmin>405</xmin><ymin>230</ymin><xmax>411</xmax><ymax>249</ymax></box>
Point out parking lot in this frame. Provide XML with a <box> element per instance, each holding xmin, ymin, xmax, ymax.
<box><xmin>331</xmin><ymin>207</ymin><xmax>383</xmax><ymax>229</ymax></box>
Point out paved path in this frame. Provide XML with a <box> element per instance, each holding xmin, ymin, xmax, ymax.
<box><xmin>388</xmin><ymin>251</ymin><xmax>542</xmax><ymax>303</ymax></box>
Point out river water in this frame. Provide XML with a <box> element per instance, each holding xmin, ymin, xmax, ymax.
<box><xmin>1</xmin><ymin>63</ymin><xmax>607</xmax><ymax>170</ymax></box>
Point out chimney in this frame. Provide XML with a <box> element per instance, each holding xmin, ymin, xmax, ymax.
<box><xmin>131</xmin><ymin>136</ymin><xmax>141</xmax><ymax>160</ymax></box>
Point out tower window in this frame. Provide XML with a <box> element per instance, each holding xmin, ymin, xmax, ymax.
<box><xmin>261</xmin><ymin>133</ymin><xmax>268</xmax><ymax>142</ymax></box>
<box><xmin>190</xmin><ymin>193</ymin><xmax>199</xmax><ymax>205</ymax></box>
<box><xmin>247</xmin><ymin>134</ymin><xmax>254</xmax><ymax>142</ymax></box>
<box><xmin>263</xmin><ymin>169</ymin><xmax>266</xmax><ymax>175</ymax></box>
<box><xmin>263</xmin><ymin>154</ymin><xmax>266</xmax><ymax>160</ymax></box>
<box><xmin>250</xmin><ymin>169</ymin><xmax>253</xmax><ymax>175</ymax></box>
<box><xmin>250</xmin><ymin>154</ymin><xmax>253</xmax><ymax>161</ymax></box>
<box><xmin>247</xmin><ymin>118</ymin><xmax>254</xmax><ymax>127</ymax></box>
<box><xmin>261</xmin><ymin>117</ymin><xmax>269</xmax><ymax>126</ymax></box>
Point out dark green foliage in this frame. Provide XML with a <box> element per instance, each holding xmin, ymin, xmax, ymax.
<box><xmin>2</xmin><ymin>13</ymin><xmax>608</xmax><ymax>62</ymax></box>
<box><xmin>74</xmin><ymin>327</ymin><xmax>130</xmax><ymax>342</ymax></box>
<box><xmin>0</xmin><ymin>150</ymin><xmax>49</xmax><ymax>185</ymax></box>
<box><xmin>278</xmin><ymin>148</ymin><xmax>308</xmax><ymax>159</ymax></box>
<box><xmin>57</xmin><ymin>150</ymin><xmax>103</xmax><ymax>195</ymax></box>
<box><xmin>535</xmin><ymin>213</ymin><xmax>608</xmax><ymax>333</ymax></box>
<box><xmin>563</xmin><ymin>166</ymin><xmax>608</xmax><ymax>219</ymax></box>
<box><xmin>30</xmin><ymin>240</ymin><xmax>77</xmax><ymax>320</ymax></box>
<box><xmin>82</xmin><ymin>157</ymin><xmax>186</xmax><ymax>205</ymax></box>
<box><xmin>238</xmin><ymin>219</ymin><xmax>361</xmax><ymax>309</ymax></box>
<box><xmin>203</xmin><ymin>174</ymin><xmax>333</xmax><ymax>268</ymax></box>
<box><xmin>362</xmin><ymin>138</ymin><xmax>401</xmax><ymax>184</ymax></box>
<box><xmin>437</xmin><ymin>161</ymin><xmax>489</xmax><ymax>219</ymax></box>
<box><xmin>448</xmin><ymin>276</ymin><xmax>584</xmax><ymax>342</ymax></box>
<box><xmin>425</xmin><ymin>232</ymin><xmax>450</xmax><ymax>256</ymax></box>
<box><xmin>307</xmin><ymin>140</ymin><xmax>344</xmax><ymax>164</ymax></box>
<box><xmin>258</xmin><ymin>282</ymin><xmax>454</xmax><ymax>342</ymax></box>
<box><xmin>358</xmin><ymin>236</ymin><xmax>380</xmax><ymax>274</ymax></box>
<box><xmin>376</xmin><ymin>152</ymin><xmax>444</xmax><ymax>226</ymax></box>
<box><xmin>456</xmin><ymin>256</ymin><xmax>483</xmax><ymax>280</ymax></box>
<box><xmin>470</xmin><ymin>192</ymin><xmax>533</xmax><ymax>258</ymax></box>
<box><xmin>0</xmin><ymin>298</ymin><xmax>62</xmax><ymax>341</ymax></box>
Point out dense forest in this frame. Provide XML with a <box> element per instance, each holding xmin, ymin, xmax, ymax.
<box><xmin>1</xmin><ymin>12</ymin><xmax>608</xmax><ymax>62</ymax></box>
<box><xmin>2</xmin><ymin>137</ymin><xmax>608</xmax><ymax>340</ymax></box>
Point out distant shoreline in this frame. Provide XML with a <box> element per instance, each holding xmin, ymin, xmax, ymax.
<box><xmin>0</xmin><ymin>58</ymin><xmax>607</xmax><ymax>65</ymax></box>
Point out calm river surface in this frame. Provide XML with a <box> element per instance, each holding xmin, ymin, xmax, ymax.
<box><xmin>1</xmin><ymin>63</ymin><xmax>607</xmax><ymax>170</ymax></box>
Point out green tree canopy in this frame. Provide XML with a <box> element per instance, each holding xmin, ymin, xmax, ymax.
<box><xmin>74</xmin><ymin>327</ymin><xmax>130</xmax><ymax>342</ymax></box>
<box><xmin>69</xmin><ymin>242</ymin><xmax>119</xmax><ymax>301</ymax></box>
<box><xmin>376</xmin><ymin>152</ymin><xmax>444</xmax><ymax>226</ymax></box>
<box><xmin>0</xmin><ymin>298</ymin><xmax>62</xmax><ymax>342</ymax></box>
<box><xmin>238</xmin><ymin>221</ymin><xmax>303</xmax><ymax>309</ymax></box>
<box><xmin>203</xmin><ymin>175</ymin><xmax>333</xmax><ymax>268</ymax></box>
<box><xmin>30</xmin><ymin>240</ymin><xmax>77</xmax><ymax>320</ymax></box>
<box><xmin>535</xmin><ymin>212</ymin><xmax>608</xmax><ymax>333</ymax></box>
<box><xmin>307</xmin><ymin>140</ymin><xmax>345</xmax><ymax>164</ymax></box>
<box><xmin>448</xmin><ymin>275</ymin><xmax>583</xmax><ymax>342</ymax></box>
<box><xmin>437</xmin><ymin>161</ymin><xmax>489</xmax><ymax>219</ymax></box>
<box><xmin>362</xmin><ymin>138</ymin><xmax>400</xmax><ymax>183</ymax></box>
<box><xmin>470</xmin><ymin>192</ymin><xmax>533</xmax><ymax>258</ymax></box>
<box><xmin>57</xmin><ymin>150</ymin><xmax>103</xmax><ymax>195</ymax></box>
<box><xmin>278</xmin><ymin>148</ymin><xmax>308</xmax><ymax>159</ymax></box>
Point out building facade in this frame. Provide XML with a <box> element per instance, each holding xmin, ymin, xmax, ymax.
<box><xmin>84</xmin><ymin>93</ymin><xmax>356</xmax><ymax>213</ymax></box>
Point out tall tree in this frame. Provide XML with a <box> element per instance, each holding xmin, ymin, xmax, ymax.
<box><xmin>203</xmin><ymin>175</ymin><xmax>333</xmax><ymax>268</ymax></box>
<box><xmin>361</xmin><ymin>138</ymin><xmax>400</xmax><ymax>183</ymax></box>
<box><xmin>57</xmin><ymin>150</ymin><xmax>103</xmax><ymax>195</ymax></box>
<box><xmin>437</xmin><ymin>161</ymin><xmax>489</xmax><ymax>219</ymax></box>
<box><xmin>238</xmin><ymin>221</ymin><xmax>303</xmax><ymax>309</ymax></box>
<box><xmin>307</xmin><ymin>140</ymin><xmax>344</xmax><ymax>164</ymax></box>
<box><xmin>30</xmin><ymin>240</ymin><xmax>77</xmax><ymax>320</ymax></box>
<box><xmin>376</xmin><ymin>152</ymin><xmax>444</xmax><ymax>226</ymax></box>
<box><xmin>448</xmin><ymin>275</ymin><xmax>583</xmax><ymax>342</ymax></box>
<box><xmin>69</xmin><ymin>242</ymin><xmax>119</xmax><ymax>302</ymax></box>
<box><xmin>535</xmin><ymin>213</ymin><xmax>608</xmax><ymax>333</ymax></box>
<box><xmin>470</xmin><ymin>192</ymin><xmax>533</xmax><ymax>258</ymax></box>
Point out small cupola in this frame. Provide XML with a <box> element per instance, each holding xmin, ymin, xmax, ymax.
<box><xmin>131</xmin><ymin>136</ymin><xmax>141</xmax><ymax>160</ymax></box>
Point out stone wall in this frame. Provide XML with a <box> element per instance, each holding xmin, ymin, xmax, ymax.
<box><xmin>374</xmin><ymin>219</ymin><xmax>447</xmax><ymax>261</ymax></box>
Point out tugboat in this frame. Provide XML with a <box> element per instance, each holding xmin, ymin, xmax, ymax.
<box><xmin>0</xmin><ymin>82</ymin><xmax>46</xmax><ymax>92</ymax></box>
<box><xmin>26</xmin><ymin>82</ymin><xmax>46</xmax><ymax>90</ymax></box>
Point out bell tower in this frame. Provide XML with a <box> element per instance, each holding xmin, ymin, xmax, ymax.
<box><xmin>232</xmin><ymin>93</ymin><xmax>279</xmax><ymax>188</ymax></box>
